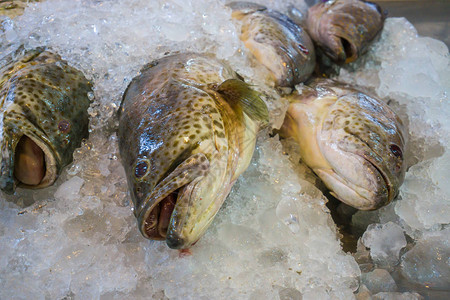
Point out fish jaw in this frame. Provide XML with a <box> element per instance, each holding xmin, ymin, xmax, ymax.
<box><xmin>166</xmin><ymin>169</ymin><xmax>233</xmax><ymax>249</ymax></box>
<box><xmin>306</xmin><ymin>0</ymin><xmax>385</xmax><ymax>63</ymax></box>
<box><xmin>314</xmin><ymin>145</ymin><xmax>391</xmax><ymax>210</ymax></box>
<box><xmin>134</xmin><ymin>152</ymin><xmax>211</xmax><ymax>242</ymax></box>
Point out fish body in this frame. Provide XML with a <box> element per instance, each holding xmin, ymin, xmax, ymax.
<box><xmin>306</xmin><ymin>0</ymin><xmax>386</xmax><ymax>63</ymax></box>
<box><xmin>228</xmin><ymin>2</ymin><xmax>315</xmax><ymax>88</ymax></box>
<box><xmin>0</xmin><ymin>47</ymin><xmax>92</xmax><ymax>194</ymax></box>
<box><xmin>281</xmin><ymin>79</ymin><xmax>406</xmax><ymax>210</ymax></box>
<box><xmin>118</xmin><ymin>53</ymin><xmax>268</xmax><ymax>249</ymax></box>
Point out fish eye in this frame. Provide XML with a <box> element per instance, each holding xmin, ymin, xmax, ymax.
<box><xmin>135</xmin><ymin>160</ymin><xmax>149</xmax><ymax>178</ymax></box>
<box><xmin>389</xmin><ymin>144</ymin><xmax>403</xmax><ymax>159</ymax></box>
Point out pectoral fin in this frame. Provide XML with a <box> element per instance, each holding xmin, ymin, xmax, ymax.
<box><xmin>216</xmin><ymin>79</ymin><xmax>269</xmax><ymax>126</ymax></box>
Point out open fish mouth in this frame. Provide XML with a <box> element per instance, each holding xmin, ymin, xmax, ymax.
<box><xmin>338</xmin><ymin>36</ymin><xmax>358</xmax><ymax>63</ymax></box>
<box><xmin>14</xmin><ymin>135</ymin><xmax>46</xmax><ymax>187</ymax></box>
<box><xmin>1</xmin><ymin>130</ymin><xmax>58</xmax><ymax>194</ymax></box>
<box><xmin>141</xmin><ymin>187</ymin><xmax>181</xmax><ymax>241</ymax></box>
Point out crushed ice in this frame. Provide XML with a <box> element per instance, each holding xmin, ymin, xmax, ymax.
<box><xmin>0</xmin><ymin>1</ymin><xmax>449</xmax><ymax>299</ymax></box>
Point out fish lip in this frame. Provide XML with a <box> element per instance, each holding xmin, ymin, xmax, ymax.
<box><xmin>363</xmin><ymin>156</ymin><xmax>392</xmax><ymax>209</ymax></box>
<box><xmin>137</xmin><ymin>183</ymin><xmax>189</xmax><ymax>240</ymax></box>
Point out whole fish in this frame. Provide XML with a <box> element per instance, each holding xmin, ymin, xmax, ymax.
<box><xmin>281</xmin><ymin>79</ymin><xmax>406</xmax><ymax>210</ymax></box>
<box><xmin>0</xmin><ymin>47</ymin><xmax>92</xmax><ymax>194</ymax></box>
<box><xmin>118</xmin><ymin>53</ymin><xmax>268</xmax><ymax>249</ymax></box>
<box><xmin>228</xmin><ymin>2</ymin><xmax>315</xmax><ymax>88</ymax></box>
<box><xmin>306</xmin><ymin>0</ymin><xmax>386</xmax><ymax>63</ymax></box>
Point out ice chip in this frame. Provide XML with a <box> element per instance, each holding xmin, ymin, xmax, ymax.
<box><xmin>400</xmin><ymin>229</ymin><xmax>450</xmax><ymax>290</ymax></box>
<box><xmin>276</xmin><ymin>197</ymin><xmax>301</xmax><ymax>234</ymax></box>
<box><xmin>54</xmin><ymin>176</ymin><xmax>84</xmax><ymax>201</ymax></box>
<box><xmin>361</xmin><ymin>269</ymin><xmax>397</xmax><ymax>294</ymax></box>
<box><xmin>361</xmin><ymin>222</ymin><xmax>407</xmax><ymax>266</ymax></box>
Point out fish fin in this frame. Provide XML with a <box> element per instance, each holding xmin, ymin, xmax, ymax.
<box><xmin>216</xmin><ymin>79</ymin><xmax>269</xmax><ymax>126</ymax></box>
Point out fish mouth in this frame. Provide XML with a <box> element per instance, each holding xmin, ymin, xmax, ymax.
<box><xmin>14</xmin><ymin>135</ymin><xmax>46</xmax><ymax>186</ymax></box>
<box><xmin>339</xmin><ymin>37</ymin><xmax>357</xmax><ymax>63</ymax></box>
<box><xmin>14</xmin><ymin>134</ymin><xmax>58</xmax><ymax>189</ymax></box>
<box><xmin>141</xmin><ymin>187</ymin><xmax>181</xmax><ymax>241</ymax></box>
<box><xmin>363</xmin><ymin>156</ymin><xmax>392</xmax><ymax>210</ymax></box>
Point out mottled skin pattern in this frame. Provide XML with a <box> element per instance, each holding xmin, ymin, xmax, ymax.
<box><xmin>282</xmin><ymin>79</ymin><xmax>406</xmax><ymax>210</ymax></box>
<box><xmin>228</xmin><ymin>2</ymin><xmax>316</xmax><ymax>88</ymax></box>
<box><xmin>0</xmin><ymin>47</ymin><xmax>92</xmax><ymax>193</ymax></box>
<box><xmin>306</xmin><ymin>0</ymin><xmax>386</xmax><ymax>63</ymax></box>
<box><xmin>118</xmin><ymin>53</ymin><xmax>266</xmax><ymax>249</ymax></box>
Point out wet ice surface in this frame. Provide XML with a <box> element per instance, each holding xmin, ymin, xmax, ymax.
<box><xmin>0</xmin><ymin>1</ymin><xmax>449</xmax><ymax>299</ymax></box>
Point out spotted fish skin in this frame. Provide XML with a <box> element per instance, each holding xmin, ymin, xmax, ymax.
<box><xmin>281</xmin><ymin>79</ymin><xmax>406</xmax><ymax>210</ymax></box>
<box><xmin>118</xmin><ymin>53</ymin><xmax>267</xmax><ymax>249</ymax></box>
<box><xmin>306</xmin><ymin>0</ymin><xmax>386</xmax><ymax>63</ymax></box>
<box><xmin>228</xmin><ymin>2</ymin><xmax>315</xmax><ymax>88</ymax></box>
<box><xmin>0</xmin><ymin>47</ymin><xmax>92</xmax><ymax>193</ymax></box>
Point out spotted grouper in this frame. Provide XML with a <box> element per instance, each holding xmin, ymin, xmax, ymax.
<box><xmin>281</xmin><ymin>79</ymin><xmax>406</xmax><ymax>210</ymax></box>
<box><xmin>228</xmin><ymin>2</ymin><xmax>315</xmax><ymax>88</ymax></box>
<box><xmin>118</xmin><ymin>53</ymin><xmax>268</xmax><ymax>249</ymax></box>
<box><xmin>306</xmin><ymin>0</ymin><xmax>386</xmax><ymax>63</ymax></box>
<box><xmin>0</xmin><ymin>47</ymin><xmax>92</xmax><ymax>194</ymax></box>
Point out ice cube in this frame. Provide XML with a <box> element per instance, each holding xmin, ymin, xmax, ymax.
<box><xmin>361</xmin><ymin>222</ymin><xmax>407</xmax><ymax>267</ymax></box>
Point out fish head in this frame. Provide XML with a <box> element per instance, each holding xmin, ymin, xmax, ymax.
<box><xmin>120</xmin><ymin>92</ymin><xmax>233</xmax><ymax>249</ymax></box>
<box><xmin>230</xmin><ymin>3</ymin><xmax>316</xmax><ymax>87</ymax></box>
<box><xmin>285</xmin><ymin>81</ymin><xmax>406</xmax><ymax>210</ymax></box>
<box><xmin>0</xmin><ymin>47</ymin><xmax>92</xmax><ymax>194</ymax></box>
<box><xmin>317</xmin><ymin>89</ymin><xmax>406</xmax><ymax>210</ymax></box>
<box><xmin>306</xmin><ymin>0</ymin><xmax>386</xmax><ymax>63</ymax></box>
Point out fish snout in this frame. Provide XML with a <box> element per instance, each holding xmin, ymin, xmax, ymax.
<box><xmin>165</xmin><ymin>232</ymin><xmax>187</xmax><ymax>249</ymax></box>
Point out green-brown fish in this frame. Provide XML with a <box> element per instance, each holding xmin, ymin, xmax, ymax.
<box><xmin>281</xmin><ymin>79</ymin><xmax>406</xmax><ymax>210</ymax></box>
<box><xmin>0</xmin><ymin>47</ymin><xmax>92</xmax><ymax>194</ymax></box>
<box><xmin>118</xmin><ymin>53</ymin><xmax>268</xmax><ymax>249</ymax></box>
<box><xmin>306</xmin><ymin>0</ymin><xmax>386</xmax><ymax>63</ymax></box>
<box><xmin>228</xmin><ymin>2</ymin><xmax>315</xmax><ymax>88</ymax></box>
